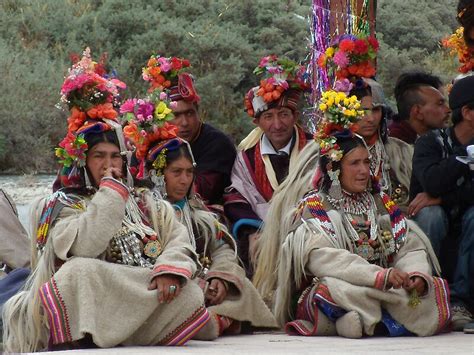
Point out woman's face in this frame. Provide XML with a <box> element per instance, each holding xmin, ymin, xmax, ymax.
<box><xmin>356</xmin><ymin>95</ymin><xmax>383</xmax><ymax>141</ymax></box>
<box><xmin>86</xmin><ymin>142</ymin><xmax>123</xmax><ymax>187</ymax></box>
<box><xmin>339</xmin><ymin>146</ymin><xmax>371</xmax><ymax>194</ymax></box>
<box><xmin>164</xmin><ymin>155</ymin><xmax>194</xmax><ymax>203</ymax></box>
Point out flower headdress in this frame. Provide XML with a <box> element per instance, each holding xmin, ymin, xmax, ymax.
<box><xmin>121</xmin><ymin>90</ymin><xmax>178</xmax><ymax>178</ymax></box>
<box><xmin>142</xmin><ymin>55</ymin><xmax>191</xmax><ymax>92</ymax></box>
<box><xmin>55</xmin><ymin>47</ymin><xmax>127</xmax><ymax>188</ymax></box>
<box><xmin>315</xmin><ymin>90</ymin><xmax>365</xmax><ymax>162</ymax></box>
<box><xmin>244</xmin><ymin>55</ymin><xmax>309</xmax><ymax>117</ymax></box>
<box><xmin>318</xmin><ymin>34</ymin><xmax>379</xmax><ymax>84</ymax></box>
<box><xmin>442</xmin><ymin>27</ymin><xmax>474</xmax><ymax>73</ymax></box>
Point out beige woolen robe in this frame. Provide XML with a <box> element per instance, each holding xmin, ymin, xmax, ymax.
<box><xmin>274</xmin><ymin>191</ymin><xmax>451</xmax><ymax>337</ymax></box>
<box><xmin>9</xmin><ymin>178</ymin><xmax>209</xmax><ymax>350</ymax></box>
<box><xmin>0</xmin><ymin>189</ymin><xmax>30</xmax><ymax>274</ymax></box>
<box><xmin>184</xmin><ymin>198</ymin><xmax>277</xmax><ymax>340</ymax></box>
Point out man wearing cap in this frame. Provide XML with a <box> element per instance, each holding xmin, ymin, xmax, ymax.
<box><xmin>168</xmin><ymin>74</ymin><xmax>236</xmax><ymax>207</ymax></box>
<box><xmin>142</xmin><ymin>56</ymin><xmax>236</xmax><ymax>207</ymax></box>
<box><xmin>223</xmin><ymin>56</ymin><xmax>310</xmax><ymax>276</ymax></box>
<box><xmin>411</xmin><ymin>74</ymin><xmax>474</xmax><ymax>333</ymax></box>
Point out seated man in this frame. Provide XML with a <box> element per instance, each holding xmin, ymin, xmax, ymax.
<box><xmin>411</xmin><ymin>74</ymin><xmax>474</xmax><ymax>333</ymax></box>
<box><xmin>224</xmin><ymin>56</ymin><xmax>310</xmax><ymax>275</ymax></box>
<box><xmin>389</xmin><ymin>71</ymin><xmax>452</xmax><ymax>242</ymax></box>
<box><xmin>142</xmin><ymin>55</ymin><xmax>236</xmax><ymax>206</ymax></box>
<box><xmin>389</xmin><ymin>71</ymin><xmax>448</xmax><ymax>145</ymax></box>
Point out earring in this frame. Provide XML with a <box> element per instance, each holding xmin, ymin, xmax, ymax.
<box><xmin>328</xmin><ymin>169</ymin><xmax>343</xmax><ymax>201</ymax></box>
<box><xmin>150</xmin><ymin>170</ymin><xmax>167</xmax><ymax>199</ymax></box>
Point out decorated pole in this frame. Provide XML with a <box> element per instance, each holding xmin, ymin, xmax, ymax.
<box><xmin>309</xmin><ymin>0</ymin><xmax>377</xmax><ymax>107</ymax></box>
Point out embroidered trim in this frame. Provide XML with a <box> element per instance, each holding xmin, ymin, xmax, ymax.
<box><xmin>100</xmin><ymin>177</ymin><xmax>129</xmax><ymax>201</ymax></box>
<box><xmin>159</xmin><ymin>305</ymin><xmax>210</xmax><ymax>345</ymax></box>
<box><xmin>254</xmin><ymin>142</ymin><xmax>274</xmax><ymax>201</ymax></box>
<box><xmin>374</xmin><ymin>269</ymin><xmax>388</xmax><ymax>290</ymax></box>
<box><xmin>380</xmin><ymin>192</ymin><xmax>407</xmax><ymax>248</ymax></box>
<box><xmin>152</xmin><ymin>265</ymin><xmax>192</xmax><ymax>279</ymax></box>
<box><xmin>433</xmin><ymin>277</ymin><xmax>451</xmax><ymax>334</ymax></box>
<box><xmin>300</xmin><ymin>192</ymin><xmax>337</xmax><ymax>239</ymax></box>
<box><xmin>39</xmin><ymin>277</ymin><xmax>72</xmax><ymax>345</ymax></box>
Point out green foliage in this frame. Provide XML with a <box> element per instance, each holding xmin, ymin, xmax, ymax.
<box><xmin>0</xmin><ymin>0</ymin><xmax>464</xmax><ymax>172</ymax></box>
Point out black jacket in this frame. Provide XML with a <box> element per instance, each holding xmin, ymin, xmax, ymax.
<box><xmin>410</xmin><ymin>128</ymin><xmax>474</xmax><ymax>214</ymax></box>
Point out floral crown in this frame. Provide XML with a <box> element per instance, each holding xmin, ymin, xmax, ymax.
<box><xmin>442</xmin><ymin>27</ymin><xmax>474</xmax><ymax>73</ymax></box>
<box><xmin>315</xmin><ymin>90</ymin><xmax>365</xmax><ymax>162</ymax></box>
<box><xmin>55</xmin><ymin>47</ymin><xmax>126</xmax><ymax>187</ymax></box>
<box><xmin>121</xmin><ymin>90</ymin><xmax>178</xmax><ymax>178</ymax></box>
<box><xmin>244</xmin><ymin>55</ymin><xmax>309</xmax><ymax>117</ymax></box>
<box><xmin>142</xmin><ymin>55</ymin><xmax>191</xmax><ymax>92</ymax></box>
<box><xmin>318</xmin><ymin>34</ymin><xmax>379</xmax><ymax>83</ymax></box>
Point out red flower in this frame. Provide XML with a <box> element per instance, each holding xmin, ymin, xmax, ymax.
<box><xmin>353</xmin><ymin>39</ymin><xmax>369</xmax><ymax>55</ymax></box>
<box><xmin>367</xmin><ymin>36</ymin><xmax>379</xmax><ymax>51</ymax></box>
<box><xmin>171</xmin><ymin>57</ymin><xmax>182</xmax><ymax>70</ymax></box>
<box><xmin>339</xmin><ymin>39</ymin><xmax>355</xmax><ymax>53</ymax></box>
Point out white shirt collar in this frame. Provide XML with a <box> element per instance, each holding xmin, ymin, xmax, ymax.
<box><xmin>260</xmin><ymin>133</ymin><xmax>293</xmax><ymax>156</ymax></box>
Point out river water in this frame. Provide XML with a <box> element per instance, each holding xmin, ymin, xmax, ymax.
<box><xmin>0</xmin><ymin>174</ymin><xmax>55</xmax><ymax>230</ymax></box>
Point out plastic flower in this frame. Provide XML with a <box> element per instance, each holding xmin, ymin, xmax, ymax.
<box><xmin>55</xmin><ymin>132</ymin><xmax>88</xmax><ymax>168</ymax></box>
<box><xmin>442</xmin><ymin>27</ymin><xmax>474</xmax><ymax>73</ymax></box>
<box><xmin>142</xmin><ymin>55</ymin><xmax>191</xmax><ymax>92</ymax></box>
<box><xmin>154</xmin><ymin>101</ymin><xmax>172</xmax><ymax>120</ymax></box>
<box><xmin>333</xmin><ymin>51</ymin><xmax>349</xmax><ymax>68</ymax></box>
<box><xmin>315</xmin><ymin>90</ymin><xmax>365</xmax><ymax>162</ymax></box>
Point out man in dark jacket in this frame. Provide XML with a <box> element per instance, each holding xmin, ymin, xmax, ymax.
<box><xmin>411</xmin><ymin>74</ymin><xmax>474</xmax><ymax>333</ymax></box>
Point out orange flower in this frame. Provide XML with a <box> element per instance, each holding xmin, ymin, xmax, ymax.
<box><xmin>67</xmin><ymin>107</ymin><xmax>87</xmax><ymax>132</ymax></box>
<box><xmin>87</xmin><ymin>103</ymin><xmax>117</xmax><ymax>120</ymax></box>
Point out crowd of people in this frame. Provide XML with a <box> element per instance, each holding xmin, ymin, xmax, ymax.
<box><xmin>1</xmin><ymin>2</ymin><xmax>474</xmax><ymax>351</ymax></box>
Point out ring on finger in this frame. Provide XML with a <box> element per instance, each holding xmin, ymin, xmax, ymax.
<box><xmin>169</xmin><ymin>285</ymin><xmax>177</xmax><ymax>293</ymax></box>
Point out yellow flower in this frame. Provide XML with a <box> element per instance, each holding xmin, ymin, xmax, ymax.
<box><xmin>325</xmin><ymin>47</ymin><xmax>335</xmax><ymax>58</ymax></box>
<box><xmin>350</xmin><ymin>95</ymin><xmax>358</xmax><ymax>103</ymax></box>
<box><xmin>343</xmin><ymin>98</ymin><xmax>350</xmax><ymax>106</ymax></box>
<box><xmin>319</xmin><ymin>103</ymin><xmax>328</xmax><ymax>111</ymax></box>
<box><xmin>154</xmin><ymin>101</ymin><xmax>172</xmax><ymax>120</ymax></box>
<box><xmin>354</xmin><ymin>102</ymin><xmax>361</xmax><ymax>109</ymax></box>
<box><xmin>327</xmin><ymin>98</ymin><xmax>334</xmax><ymax>107</ymax></box>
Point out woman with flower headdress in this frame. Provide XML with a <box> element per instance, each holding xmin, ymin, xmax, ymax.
<box><xmin>2</xmin><ymin>49</ymin><xmax>210</xmax><ymax>352</ymax></box>
<box><xmin>272</xmin><ymin>90</ymin><xmax>451</xmax><ymax>338</ymax></box>
<box><xmin>122</xmin><ymin>97</ymin><xmax>277</xmax><ymax>340</ymax></box>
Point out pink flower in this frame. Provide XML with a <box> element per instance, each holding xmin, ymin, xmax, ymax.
<box><xmin>159</xmin><ymin>91</ymin><xmax>168</xmax><ymax>100</ymax></box>
<box><xmin>169</xmin><ymin>101</ymin><xmax>178</xmax><ymax>110</ymax></box>
<box><xmin>267</xmin><ymin>66</ymin><xmax>283</xmax><ymax>74</ymax></box>
<box><xmin>120</xmin><ymin>99</ymin><xmax>137</xmax><ymax>114</ymax></box>
<box><xmin>158</xmin><ymin>57</ymin><xmax>172</xmax><ymax>72</ymax></box>
<box><xmin>137</xmin><ymin>102</ymin><xmax>154</xmax><ymax>119</ymax></box>
<box><xmin>333</xmin><ymin>51</ymin><xmax>349</xmax><ymax>68</ymax></box>
<box><xmin>279</xmin><ymin>80</ymin><xmax>289</xmax><ymax>90</ymax></box>
<box><xmin>334</xmin><ymin>79</ymin><xmax>354</xmax><ymax>94</ymax></box>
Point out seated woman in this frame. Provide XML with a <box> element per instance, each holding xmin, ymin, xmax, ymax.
<box><xmin>123</xmin><ymin>101</ymin><xmax>277</xmax><ymax>340</ymax></box>
<box><xmin>273</xmin><ymin>91</ymin><xmax>451</xmax><ymax>338</ymax></box>
<box><xmin>2</xmin><ymin>50</ymin><xmax>209</xmax><ymax>352</ymax></box>
<box><xmin>349</xmin><ymin>78</ymin><xmax>413</xmax><ymax>212</ymax></box>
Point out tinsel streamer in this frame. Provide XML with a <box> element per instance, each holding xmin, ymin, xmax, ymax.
<box><xmin>306</xmin><ymin>0</ymin><xmax>375</xmax><ymax>132</ymax></box>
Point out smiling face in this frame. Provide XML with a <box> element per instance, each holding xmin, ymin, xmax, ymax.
<box><xmin>163</xmin><ymin>155</ymin><xmax>194</xmax><ymax>203</ymax></box>
<box><xmin>255</xmin><ymin>106</ymin><xmax>297</xmax><ymax>150</ymax></box>
<box><xmin>339</xmin><ymin>146</ymin><xmax>371</xmax><ymax>194</ymax></box>
<box><xmin>86</xmin><ymin>142</ymin><xmax>123</xmax><ymax>187</ymax></box>
<box><xmin>356</xmin><ymin>95</ymin><xmax>383</xmax><ymax>141</ymax></box>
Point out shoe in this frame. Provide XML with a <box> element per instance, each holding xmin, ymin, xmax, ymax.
<box><xmin>464</xmin><ymin>321</ymin><xmax>474</xmax><ymax>334</ymax></box>
<box><xmin>335</xmin><ymin>311</ymin><xmax>363</xmax><ymax>339</ymax></box>
<box><xmin>451</xmin><ymin>305</ymin><xmax>474</xmax><ymax>331</ymax></box>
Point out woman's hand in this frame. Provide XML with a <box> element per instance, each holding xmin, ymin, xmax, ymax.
<box><xmin>205</xmin><ymin>278</ymin><xmax>228</xmax><ymax>305</ymax></box>
<box><xmin>104</xmin><ymin>166</ymin><xmax>123</xmax><ymax>180</ymax></box>
<box><xmin>404</xmin><ymin>276</ymin><xmax>426</xmax><ymax>295</ymax></box>
<box><xmin>387</xmin><ymin>268</ymin><xmax>410</xmax><ymax>289</ymax></box>
<box><xmin>148</xmin><ymin>275</ymin><xmax>182</xmax><ymax>303</ymax></box>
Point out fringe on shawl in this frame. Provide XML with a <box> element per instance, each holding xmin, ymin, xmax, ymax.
<box><xmin>273</xmin><ymin>223</ymin><xmax>315</xmax><ymax>327</ymax></box>
<box><xmin>253</xmin><ymin>141</ymin><xmax>319</xmax><ymax>299</ymax></box>
<box><xmin>3</xmin><ymin>196</ymin><xmax>56</xmax><ymax>352</ymax></box>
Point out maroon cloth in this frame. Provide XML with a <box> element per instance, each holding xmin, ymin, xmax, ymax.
<box><xmin>388</xmin><ymin>120</ymin><xmax>417</xmax><ymax>145</ymax></box>
<box><xmin>191</xmin><ymin>123</ymin><xmax>236</xmax><ymax>205</ymax></box>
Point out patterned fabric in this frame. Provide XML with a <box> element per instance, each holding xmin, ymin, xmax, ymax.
<box><xmin>159</xmin><ymin>306</ymin><xmax>210</xmax><ymax>345</ymax></box>
<box><xmin>433</xmin><ymin>277</ymin><xmax>452</xmax><ymax>333</ymax></box>
<box><xmin>39</xmin><ymin>277</ymin><xmax>72</xmax><ymax>345</ymax></box>
<box><xmin>253</xmin><ymin>126</ymin><xmax>308</xmax><ymax>202</ymax></box>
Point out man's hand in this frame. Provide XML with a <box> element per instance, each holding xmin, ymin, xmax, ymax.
<box><xmin>387</xmin><ymin>268</ymin><xmax>410</xmax><ymax>289</ymax></box>
<box><xmin>148</xmin><ymin>275</ymin><xmax>182</xmax><ymax>303</ymax></box>
<box><xmin>408</xmin><ymin>192</ymin><xmax>441</xmax><ymax>217</ymax></box>
<box><xmin>404</xmin><ymin>276</ymin><xmax>426</xmax><ymax>295</ymax></box>
<box><xmin>205</xmin><ymin>278</ymin><xmax>228</xmax><ymax>305</ymax></box>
